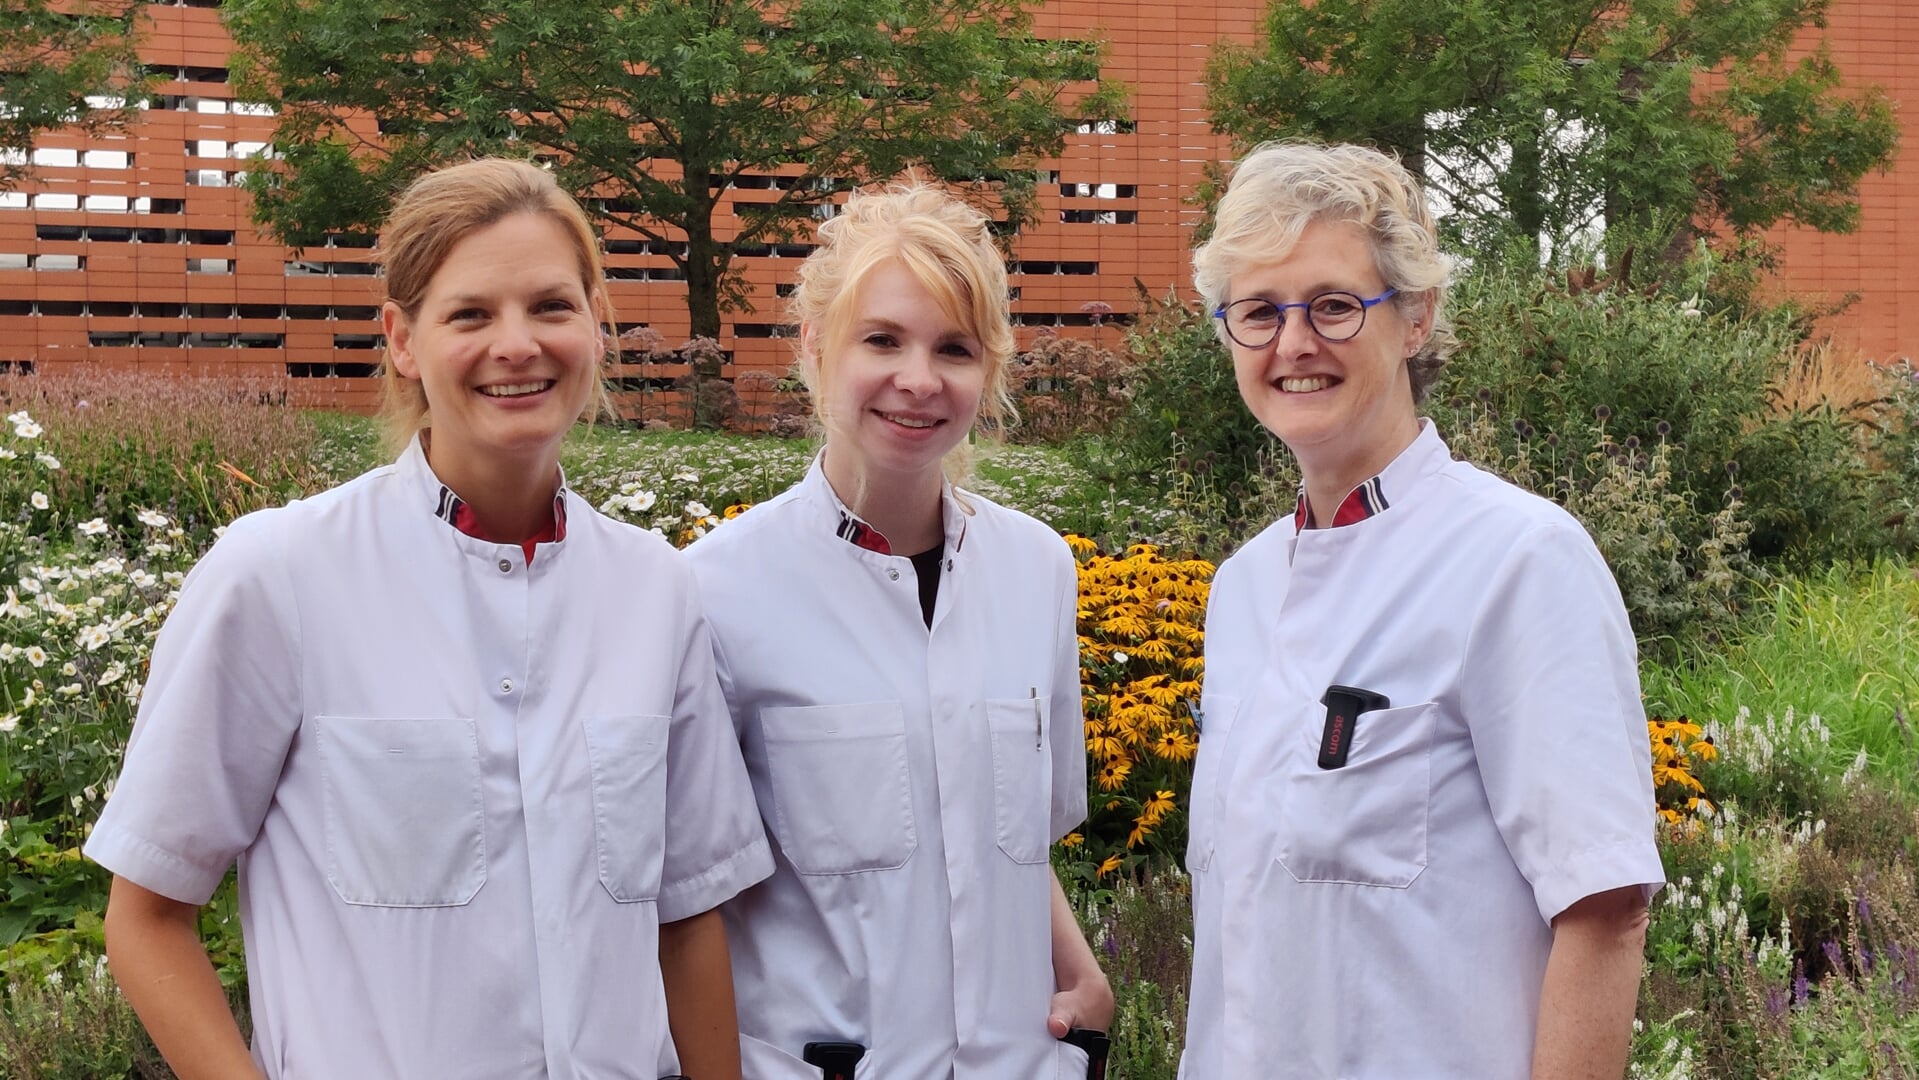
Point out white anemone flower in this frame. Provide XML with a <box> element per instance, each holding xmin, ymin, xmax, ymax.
<box><xmin>29</xmin><ymin>491</ymin><xmax>48</xmax><ymax>510</ymax></box>
<box><xmin>13</xmin><ymin>421</ymin><xmax>42</xmax><ymax>439</ymax></box>
<box><xmin>23</xmin><ymin>646</ymin><xmax>46</xmax><ymax>667</ymax></box>
<box><xmin>79</xmin><ymin>625</ymin><xmax>111</xmax><ymax>651</ymax></box>
<box><xmin>136</xmin><ymin>509</ymin><xmax>171</xmax><ymax>528</ymax></box>
<box><xmin>79</xmin><ymin>518</ymin><xmax>108</xmax><ymax>536</ymax></box>
<box><xmin>34</xmin><ymin>453</ymin><xmax>60</xmax><ymax>470</ymax></box>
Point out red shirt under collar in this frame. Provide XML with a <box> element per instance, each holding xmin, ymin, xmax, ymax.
<box><xmin>436</xmin><ymin>484</ymin><xmax>568</xmax><ymax>565</ymax></box>
<box><xmin>1295</xmin><ymin>474</ymin><xmax>1389</xmax><ymax>533</ymax></box>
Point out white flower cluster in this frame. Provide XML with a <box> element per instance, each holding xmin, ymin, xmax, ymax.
<box><xmin>1703</xmin><ymin>705</ymin><xmax>1835</xmax><ymax>778</ymax></box>
<box><xmin>0</xmin><ymin>498</ymin><xmax>194</xmax><ymax>850</ymax></box>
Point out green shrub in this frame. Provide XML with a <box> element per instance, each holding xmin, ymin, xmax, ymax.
<box><xmin>1105</xmin><ymin>294</ymin><xmax>1280</xmax><ymax>500</ymax></box>
<box><xmin>1437</xmin><ymin>264</ymin><xmax>1883</xmax><ymax>567</ymax></box>
<box><xmin>1869</xmin><ymin>359</ymin><xmax>1919</xmax><ymax>552</ymax></box>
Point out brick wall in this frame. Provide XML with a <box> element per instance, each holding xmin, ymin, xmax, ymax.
<box><xmin>0</xmin><ymin>0</ymin><xmax>1906</xmax><ymax>413</ymax></box>
<box><xmin>1766</xmin><ymin>2</ymin><xmax>1918</xmax><ymax>364</ymax></box>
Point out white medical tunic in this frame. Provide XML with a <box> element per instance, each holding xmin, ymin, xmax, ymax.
<box><xmin>685</xmin><ymin>459</ymin><xmax>1090</xmax><ymax>1080</ymax></box>
<box><xmin>1181</xmin><ymin>422</ymin><xmax>1665</xmax><ymax>1079</ymax></box>
<box><xmin>86</xmin><ymin>438</ymin><xmax>773</xmax><ymax>1080</ymax></box>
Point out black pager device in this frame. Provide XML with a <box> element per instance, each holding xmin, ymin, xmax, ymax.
<box><xmin>1063</xmin><ymin>1027</ymin><xmax>1112</xmax><ymax>1079</ymax></box>
<box><xmin>1318</xmin><ymin>685</ymin><xmax>1389</xmax><ymax>769</ymax></box>
<box><xmin>803</xmin><ymin>1040</ymin><xmax>867</xmax><ymax>1080</ymax></box>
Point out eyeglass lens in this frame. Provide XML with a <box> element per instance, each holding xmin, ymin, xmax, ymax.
<box><xmin>1224</xmin><ymin>292</ymin><xmax>1370</xmax><ymax>347</ymax></box>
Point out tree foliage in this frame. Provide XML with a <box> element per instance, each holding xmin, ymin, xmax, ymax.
<box><xmin>0</xmin><ymin>0</ymin><xmax>146</xmax><ymax>185</ymax></box>
<box><xmin>1206</xmin><ymin>0</ymin><xmax>1900</xmax><ymax>255</ymax></box>
<box><xmin>226</xmin><ymin>0</ymin><xmax>1123</xmax><ymax>337</ymax></box>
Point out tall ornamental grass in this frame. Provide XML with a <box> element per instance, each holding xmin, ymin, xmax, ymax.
<box><xmin>0</xmin><ymin>373</ymin><xmax>327</xmax><ymax>546</ymax></box>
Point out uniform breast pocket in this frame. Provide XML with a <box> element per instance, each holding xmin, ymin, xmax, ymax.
<box><xmin>582</xmin><ymin>714</ymin><xmax>671</xmax><ymax>903</ymax></box>
<box><xmin>1274</xmin><ymin>701</ymin><xmax>1437</xmax><ymax>889</ymax></box>
<box><xmin>314</xmin><ymin>715</ymin><xmax>487</xmax><ymax>907</ymax></box>
<box><xmin>759</xmin><ymin>701</ymin><xmax>917</xmax><ymax>875</ymax></box>
<box><xmin>987</xmin><ymin>696</ymin><xmax>1052</xmax><ymax>864</ymax></box>
<box><xmin>1184</xmin><ymin>694</ymin><xmax>1241</xmax><ymax>874</ymax></box>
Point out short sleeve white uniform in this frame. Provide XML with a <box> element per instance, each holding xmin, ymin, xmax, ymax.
<box><xmin>685</xmin><ymin>459</ymin><xmax>1089</xmax><ymax>1080</ymax></box>
<box><xmin>85</xmin><ymin>438</ymin><xmax>773</xmax><ymax>1080</ymax></box>
<box><xmin>1181</xmin><ymin>422</ymin><xmax>1665</xmax><ymax>1079</ymax></box>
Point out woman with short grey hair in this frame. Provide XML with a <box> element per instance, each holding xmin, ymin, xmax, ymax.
<box><xmin>1182</xmin><ymin>141</ymin><xmax>1663</xmax><ymax>1079</ymax></box>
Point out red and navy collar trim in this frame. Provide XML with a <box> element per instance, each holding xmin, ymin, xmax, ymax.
<box><xmin>1295</xmin><ymin>474</ymin><xmax>1389</xmax><ymax>534</ymax></box>
<box><xmin>836</xmin><ymin>510</ymin><xmax>894</xmax><ymax>555</ymax></box>
<box><xmin>435</xmin><ymin>484</ymin><xmax>568</xmax><ymax>560</ymax></box>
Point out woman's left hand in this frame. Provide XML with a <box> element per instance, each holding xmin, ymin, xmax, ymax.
<box><xmin>1047</xmin><ymin>974</ymin><xmax>1116</xmax><ymax>1037</ymax></box>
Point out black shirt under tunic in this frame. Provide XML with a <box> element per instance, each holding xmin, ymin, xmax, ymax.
<box><xmin>909</xmin><ymin>545</ymin><xmax>942</xmax><ymax>629</ymax></box>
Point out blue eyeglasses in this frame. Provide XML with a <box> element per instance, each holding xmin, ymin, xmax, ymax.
<box><xmin>1212</xmin><ymin>288</ymin><xmax>1398</xmax><ymax>348</ymax></box>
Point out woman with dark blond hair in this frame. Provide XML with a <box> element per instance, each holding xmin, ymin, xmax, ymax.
<box><xmin>88</xmin><ymin>157</ymin><xmax>771</xmax><ymax>1080</ymax></box>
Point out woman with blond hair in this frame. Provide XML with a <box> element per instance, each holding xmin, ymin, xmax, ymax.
<box><xmin>88</xmin><ymin>157</ymin><xmax>771</xmax><ymax>1080</ymax></box>
<box><xmin>686</xmin><ymin>181</ymin><xmax>1112</xmax><ymax>1079</ymax></box>
<box><xmin>1181</xmin><ymin>141</ymin><xmax>1664</xmax><ymax>1078</ymax></box>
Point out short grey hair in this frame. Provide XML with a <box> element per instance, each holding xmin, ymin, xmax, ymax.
<box><xmin>1193</xmin><ymin>141</ymin><xmax>1456</xmax><ymax>403</ymax></box>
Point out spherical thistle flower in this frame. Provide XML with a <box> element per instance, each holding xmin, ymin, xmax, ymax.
<box><xmin>1655</xmin><ymin>420</ymin><xmax>1672</xmax><ymax>438</ymax></box>
<box><xmin>29</xmin><ymin>491</ymin><xmax>48</xmax><ymax>511</ymax></box>
<box><xmin>79</xmin><ymin>518</ymin><xmax>108</xmax><ymax>537</ymax></box>
<box><xmin>1594</xmin><ymin>405</ymin><xmax>1612</xmax><ymax>421</ymax></box>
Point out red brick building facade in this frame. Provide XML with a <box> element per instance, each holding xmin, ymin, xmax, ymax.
<box><xmin>0</xmin><ymin>0</ymin><xmax>1909</xmax><ymax>414</ymax></box>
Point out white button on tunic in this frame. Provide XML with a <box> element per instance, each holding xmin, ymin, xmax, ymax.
<box><xmin>87</xmin><ymin>439</ymin><xmax>773</xmax><ymax>1080</ymax></box>
<box><xmin>1181</xmin><ymin>423</ymin><xmax>1665</xmax><ymax>1079</ymax></box>
<box><xmin>687</xmin><ymin>460</ymin><xmax>1089</xmax><ymax>1080</ymax></box>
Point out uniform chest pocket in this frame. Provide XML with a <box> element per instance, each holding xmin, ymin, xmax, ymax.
<box><xmin>759</xmin><ymin>702</ymin><xmax>917</xmax><ymax>875</ymax></box>
<box><xmin>1184</xmin><ymin>694</ymin><xmax>1241</xmax><ymax>875</ymax></box>
<box><xmin>583</xmin><ymin>714</ymin><xmax>671</xmax><ymax>903</ymax></box>
<box><xmin>314</xmin><ymin>715</ymin><xmax>487</xmax><ymax>907</ymax></box>
<box><xmin>987</xmin><ymin>696</ymin><xmax>1053</xmax><ymax>864</ymax></box>
<box><xmin>1274</xmin><ymin>701</ymin><xmax>1437</xmax><ymax>889</ymax></box>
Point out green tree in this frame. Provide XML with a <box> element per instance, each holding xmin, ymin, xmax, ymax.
<box><xmin>1206</xmin><ymin>0</ymin><xmax>1899</xmax><ymax>256</ymax></box>
<box><xmin>227</xmin><ymin>0</ymin><xmax>1123</xmax><ymax>338</ymax></box>
<box><xmin>0</xmin><ymin>0</ymin><xmax>145</xmax><ymax>185</ymax></box>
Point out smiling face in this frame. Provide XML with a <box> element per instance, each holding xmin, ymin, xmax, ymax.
<box><xmin>1226</xmin><ymin>219</ymin><xmax>1430</xmax><ymax>488</ymax></box>
<box><xmin>810</xmin><ymin>258</ymin><xmax>986</xmax><ymax>497</ymax></box>
<box><xmin>382</xmin><ymin>211</ymin><xmax>602</xmax><ymax>477</ymax></box>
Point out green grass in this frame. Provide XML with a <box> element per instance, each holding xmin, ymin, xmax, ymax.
<box><xmin>1641</xmin><ymin>558</ymin><xmax>1919</xmax><ymax>785</ymax></box>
